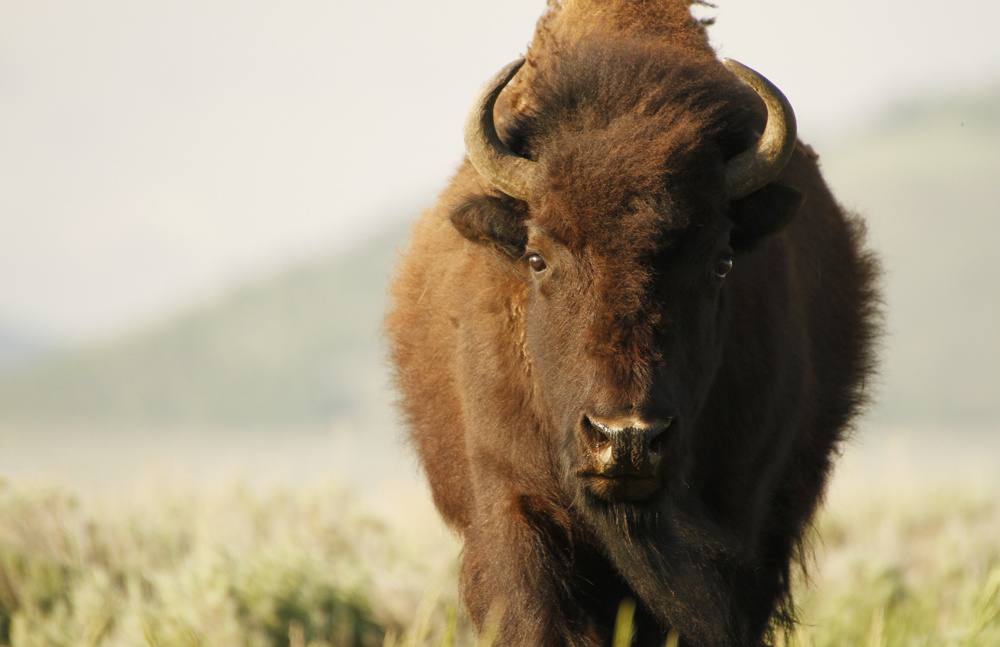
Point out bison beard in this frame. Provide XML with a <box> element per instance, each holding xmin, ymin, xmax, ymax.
<box><xmin>578</xmin><ymin>493</ymin><xmax>783</xmax><ymax>645</ymax></box>
<box><xmin>386</xmin><ymin>2</ymin><xmax>879</xmax><ymax>646</ymax></box>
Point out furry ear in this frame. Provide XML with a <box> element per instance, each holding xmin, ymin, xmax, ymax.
<box><xmin>729</xmin><ymin>183</ymin><xmax>803</xmax><ymax>250</ymax></box>
<box><xmin>449</xmin><ymin>195</ymin><xmax>528</xmax><ymax>258</ymax></box>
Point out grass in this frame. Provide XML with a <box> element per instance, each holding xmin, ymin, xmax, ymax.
<box><xmin>783</xmin><ymin>482</ymin><xmax>1000</xmax><ymax>647</ymax></box>
<box><xmin>0</xmin><ymin>472</ymin><xmax>997</xmax><ymax>646</ymax></box>
<box><xmin>0</xmin><ymin>479</ymin><xmax>461</xmax><ymax>647</ymax></box>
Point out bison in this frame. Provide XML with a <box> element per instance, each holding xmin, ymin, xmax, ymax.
<box><xmin>386</xmin><ymin>1</ymin><xmax>879</xmax><ymax>645</ymax></box>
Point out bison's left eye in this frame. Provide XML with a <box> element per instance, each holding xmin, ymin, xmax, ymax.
<box><xmin>527</xmin><ymin>253</ymin><xmax>548</xmax><ymax>273</ymax></box>
<box><xmin>714</xmin><ymin>255</ymin><xmax>733</xmax><ymax>279</ymax></box>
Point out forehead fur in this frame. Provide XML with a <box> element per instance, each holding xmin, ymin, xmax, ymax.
<box><xmin>512</xmin><ymin>34</ymin><xmax>758</xmax><ymax>251</ymax></box>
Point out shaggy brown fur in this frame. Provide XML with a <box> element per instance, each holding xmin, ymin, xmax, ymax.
<box><xmin>386</xmin><ymin>2</ymin><xmax>880</xmax><ymax>646</ymax></box>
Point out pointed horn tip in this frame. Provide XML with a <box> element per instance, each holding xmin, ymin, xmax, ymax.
<box><xmin>721</xmin><ymin>57</ymin><xmax>797</xmax><ymax>134</ymax></box>
<box><xmin>720</xmin><ymin>58</ymin><xmax>798</xmax><ymax>200</ymax></box>
<box><xmin>500</xmin><ymin>57</ymin><xmax>527</xmax><ymax>81</ymax></box>
<box><xmin>463</xmin><ymin>58</ymin><xmax>536</xmax><ymax>202</ymax></box>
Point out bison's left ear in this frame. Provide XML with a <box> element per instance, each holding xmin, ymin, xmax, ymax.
<box><xmin>729</xmin><ymin>182</ymin><xmax>803</xmax><ymax>250</ymax></box>
<box><xmin>449</xmin><ymin>194</ymin><xmax>528</xmax><ymax>259</ymax></box>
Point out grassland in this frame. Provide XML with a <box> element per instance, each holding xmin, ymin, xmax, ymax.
<box><xmin>786</xmin><ymin>484</ymin><xmax>1000</xmax><ymax>646</ymax></box>
<box><xmin>1</xmin><ymin>446</ymin><xmax>997</xmax><ymax>647</ymax></box>
<box><xmin>0</xmin><ymin>478</ymin><xmax>467</xmax><ymax>647</ymax></box>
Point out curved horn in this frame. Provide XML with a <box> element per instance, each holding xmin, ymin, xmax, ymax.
<box><xmin>722</xmin><ymin>59</ymin><xmax>797</xmax><ymax>200</ymax></box>
<box><xmin>463</xmin><ymin>58</ymin><xmax>538</xmax><ymax>201</ymax></box>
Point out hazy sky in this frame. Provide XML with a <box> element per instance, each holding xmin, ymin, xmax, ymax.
<box><xmin>2</xmin><ymin>0</ymin><xmax>999</xmax><ymax>341</ymax></box>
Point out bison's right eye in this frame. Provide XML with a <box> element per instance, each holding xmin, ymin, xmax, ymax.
<box><xmin>714</xmin><ymin>255</ymin><xmax>733</xmax><ymax>279</ymax></box>
<box><xmin>527</xmin><ymin>253</ymin><xmax>547</xmax><ymax>273</ymax></box>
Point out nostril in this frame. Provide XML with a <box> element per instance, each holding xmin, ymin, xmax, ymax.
<box><xmin>644</xmin><ymin>418</ymin><xmax>673</xmax><ymax>454</ymax></box>
<box><xmin>582</xmin><ymin>415</ymin><xmax>612</xmax><ymax>450</ymax></box>
<box><xmin>648</xmin><ymin>432</ymin><xmax>664</xmax><ymax>454</ymax></box>
<box><xmin>648</xmin><ymin>434</ymin><xmax>664</xmax><ymax>454</ymax></box>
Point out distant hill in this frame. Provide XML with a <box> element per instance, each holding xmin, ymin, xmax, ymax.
<box><xmin>1</xmin><ymin>87</ymin><xmax>998</xmax><ymax>431</ymax></box>
<box><xmin>0</xmin><ymin>224</ymin><xmax>410</xmax><ymax>428</ymax></box>
<box><xmin>0</xmin><ymin>326</ymin><xmax>51</xmax><ymax>376</ymax></box>
<box><xmin>819</xmin><ymin>86</ymin><xmax>1000</xmax><ymax>426</ymax></box>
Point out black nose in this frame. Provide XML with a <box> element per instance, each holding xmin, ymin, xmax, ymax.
<box><xmin>582</xmin><ymin>414</ymin><xmax>673</xmax><ymax>474</ymax></box>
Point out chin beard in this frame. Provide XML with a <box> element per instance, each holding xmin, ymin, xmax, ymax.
<box><xmin>574</xmin><ymin>486</ymin><xmax>745</xmax><ymax>647</ymax></box>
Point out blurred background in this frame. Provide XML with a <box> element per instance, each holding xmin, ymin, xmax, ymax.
<box><xmin>1</xmin><ymin>0</ymin><xmax>999</xmax><ymax>505</ymax></box>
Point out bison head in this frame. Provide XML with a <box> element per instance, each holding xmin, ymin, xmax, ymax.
<box><xmin>452</xmin><ymin>43</ymin><xmax>801</xmax><ymax>505</ymax></box>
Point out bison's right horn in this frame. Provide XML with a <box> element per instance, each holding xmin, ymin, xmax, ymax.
<box><xmin>463</xmin><ymin>58</ymin><xmax>538</xmax><ymax>202</ymax></box>
<box><xmin>722</xmin><ymin>59</ymin><xmax>798</xmax><ymax>201</ymax></box>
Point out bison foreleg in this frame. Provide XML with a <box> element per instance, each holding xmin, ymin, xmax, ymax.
<box><xmin>459</xmin><ymin>493</ymin><xmax>605</xmax><ymax>647</ymax></box>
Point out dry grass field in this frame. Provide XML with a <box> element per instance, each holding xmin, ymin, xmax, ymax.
<box><xmin>0</xmin><ymin>426</ymin><xmax>997</xmax><ymax>647</ymax></box>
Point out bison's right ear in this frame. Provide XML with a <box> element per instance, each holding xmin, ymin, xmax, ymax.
<box><xmin>729</xmin><ymin>182</ymin><xmax>803</xmax><ymax>251</ymax></box>
<box><xmin>449</xmin><ymin>194</ymin><xmax>528</xmax><ymax>259</ymax></box>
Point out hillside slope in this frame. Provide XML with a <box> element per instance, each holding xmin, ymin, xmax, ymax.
<box><xmin>1</xmin><ymin>88</ymin><xmax>998</xmax><ymax>430</ymax></box>
<box><xmin>820</xmin><ymin>87</ymin><xmax>1000</xmax><ymax>425</ymax></box>
<box><xmin>0</xmin><ymin>326</ymin><xmax>51</xmax><ymax>376</ymax></box>
<box><xmin>0</xmin><ymin>225</ymin><xmax>408</xmax><ymax>428</ymax></box>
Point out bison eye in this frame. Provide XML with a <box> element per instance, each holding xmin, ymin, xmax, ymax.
<box><xmin>527</xmin><ymin>253</ymin><xmax>547</xmax><ymax>273</ymax></box>
<box><xmin>714</xmin><ymin>255</ymin><xmax>733</xmax><ymax>279</ymax></box>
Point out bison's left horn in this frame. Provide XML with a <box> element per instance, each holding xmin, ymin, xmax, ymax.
<box><xmin>463</xmin><ymin>58</ymin><xmax>538</xmax><ymax>202</ymax></box>
<box><xmin>722</xmin><ymin>59</ymin><xmax>797</xmax><ymax>201</ymax></box>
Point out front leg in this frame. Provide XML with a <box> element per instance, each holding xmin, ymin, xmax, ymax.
<box><xmin>459</xmin><ymin>493</ymin><xmax>606</xmax><ymax>647</ymax></box>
